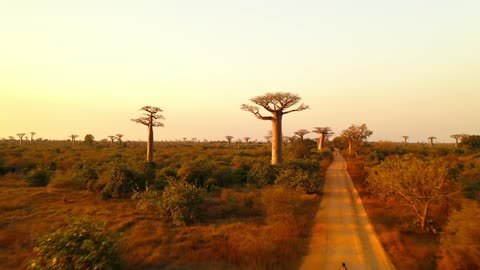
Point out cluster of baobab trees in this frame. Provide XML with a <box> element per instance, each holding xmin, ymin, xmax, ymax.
<box><xmin>401</xmin><ymin>134</ymin><xmax>470</xmax><ymax>147</ymax></box>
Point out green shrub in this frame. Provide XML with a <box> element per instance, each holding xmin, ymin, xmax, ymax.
<box><xmin>75</xmin><ymin>163</ymin><xmax>98</xmax><ymax>190</ymax></box>
<box><xmin>28</xmin><ymin>218</ymin><xmax>121</xmax><ymax>270</ymax></box>
<box><xmin>132</xmin><ymin>189</ymin><xmax>163</xmax><ymax>212</ymax></box>
<box><xmin>247</xmin><ymin>163</ymin><xmax>277</xmax><ymax>187</ymax></box>
<box><xmin>160</xmin><ymin>179</ymin><xmax>205</xmax><ymax>226</ymax></box>
<box><xmin>26</xmin><ymin>167</ymin><xmax>52</xmax><ymax>187</ymax></box>
<box><xmin>97</xmin><ymin>164</ymin><xmax>141</xmax><ymax>198</ymax></box>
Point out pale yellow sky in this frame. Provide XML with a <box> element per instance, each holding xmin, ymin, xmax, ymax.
<box><xmin>1</xmin><ymin>1</ymin><xmax>479</xmax><ymax>143</ymax></box>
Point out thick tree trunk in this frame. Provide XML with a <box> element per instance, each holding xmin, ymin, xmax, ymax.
<box><xmin>318</xmin><ymin>133</ymin><xmax>325</xmax><ymax>150</ymax></box>
<box><xmin>455</xmin><ymin>138</ymin><xmax>459</xmax><ymax>148</ymax></box>
<box><xmin>271</xmin><ymin>113</ymin><xmax>283</xmax><ymax>165</ymax></box>
<box><xmin>147</xmin><ymin>122</ymin><xmax>154</xmax><ymax>162</ymax></box>
<box><xmin>348</xmin><ymin>141</ymin><xmax>352</xmax><ymax>155</ymax></box>
<box><xmin>429</xmin><ymin>139</ymin><xmax>433</xmax><ymax>147</ymax></box>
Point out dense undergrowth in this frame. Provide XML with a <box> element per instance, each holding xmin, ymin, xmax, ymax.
<box><xmin>0</xmin><ymin>139</ymin><xmax>332</xmax><ymax>269</ymax></box>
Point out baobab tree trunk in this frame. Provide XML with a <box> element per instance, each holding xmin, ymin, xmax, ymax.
<box><xmin>146</xmin><ymin>122</ymin><xmax>154</xmax><ymax>162</ymax></box>
<box><xmin>429</xmin><ymin>138</ymin><xmax>433</xmax><ymax>147</ymax></box>
<box><xmin>455</xmin><ymin>138</ymin><xmax>459</xmax><ymax>148</ymax></box>
<box><xmin>318</xmin><ymin>133</ymin><xmax>325</xmax><ymax>150</ymax></box>
<box><xmin>348</xmin><ymin>141</ymin><xmax>352</xmax><ymax>155</ymax></box>
<box><xmin>271</xmin><ymin>113</ymin><xmax>283</xmax><ymax>165</ymax></box>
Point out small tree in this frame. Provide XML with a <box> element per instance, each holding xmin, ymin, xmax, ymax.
<box><xmin>428</xmin><ymin>136</ymin><xmax>436</xmax><ymax>147</ymax></box>
<box><xmin>107</xmin><ymin>135</ymin><xmax>117</xmax><ymax>144</ymax></box>
<box><xmin>451</xmin><ymin>134</ymin><xmax>463</xmax><ymax>148</ymax></box>
<box><xmin>116</xmin><ymin>134</ymin><xmax>123</xmax><ymax>144</ymax></box>
<box><xmin>312</xmin><ymin>127</ymin><xmax>333</xmax><ymax>150</ymax></box>
<box><xmin>225</xmin><ymin>135</ymin><xmax>234</xmax><ymax>147</ymax></box>
<box><xmin>30</xmin><ymin>132</ymin><xmax>36</xmax><ymax>143</ymax></box>
<box><xmin>131</xmin><ymin>106</ymin><xmax>165</xmax><ymax>162</ymax></box>
<box><xmin>241</xmin><ymin>92</ymin><xmax>309</xmax><ymax>165</ymax></box>
<box><xmin>340</xmin><ymin>124</ymin><xmax>373</xmax><ymax>155</ymax></box>
<box><xmin>367</xmin><ymin>155</ymin><xmax>460</xmax><ymax>231</ymax></box>
<box><xmin>402</xmin><ymin>135</ymin><xmax>409</xmax><ymax>145</ymax></box>
<box><xmin>17</xmin><ymin>133</ymin><xmax>26</xmax><ymax>145</ymax></box>
<box><xmin>244</xmin><ymin>137</ymin><xmax>251</xmax><ymax>145</ymax></box>
<box><xmin>294</xmin><ymin>129</ymin><xmax>309</xmax><ymax>140</ymax></box>
<box><xmin>84</xmin><ymin>134</ymin><xmax>95</xmax><ymax>146</ymax></box>
<box><xmin>69</xmin><ymin>134</ymin><xmax>79</xmax><ymax>145</ymax></box>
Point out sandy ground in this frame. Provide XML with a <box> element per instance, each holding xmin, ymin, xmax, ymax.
<box><xmin>300</xmin><ymin>152</ymin><xmax>395</xmax><ymax>270</ymax></box>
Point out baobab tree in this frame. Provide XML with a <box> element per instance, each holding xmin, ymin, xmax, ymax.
<box><xmin>402</xmin><ymin>136</ymin><xmax>409</xmax><ymax>145</ymax></box>
<box><xmin>241</xmin><ymin>92</ymin><xmax>309</xmax><ymax>165</ymax></box>
<box><xmin>17</xmin><ymin>133</ymin><xmax>26</xmax><ymax>145</ymax></box>
<box><xmin>312</xmin><ymin>127</ymin><xmax>333</xmax><ymax>150</ymax></box>
<box><xmin>8</xmin><ymin>136</ymin><xmax>14</xmax><ymax>142</ymax></box>
<box><xmin>30</xmin><ymin>132</ymin><xmax>36</xmax><ymax>143</ymax></box>
<box><xmin>108</xmin><ymin>135</ymin><xmax>117</xmax><ymax>144</ymax></box>
<box><xmin>428</xmin><ymin>136</ymin><xmax>436</xmax><ymax>147</ymax></box>
<box><xmin>450</xmin><ymin>134</ymin><xmax>463</xmax><ymax>148</ymax></box>
<box><xmin>70</xmin><ymin>134</ymin><xmax>79</xmax><ymax>144</ymax></box>
<box><xmin>294</xmin><ymin>129</ymin><xmax>310</xmax><ymax>140</ymax></box>
<box><xmin>115</xmin><ymin>134</ymin><xmax>123</xmax><ymax>144</ymax></box>
<box><xmin>131</xmin><ymin>106</ymin><xmax>165</xmax><ymax>163</ymax></box>
<box><xmin>340</xmin><ymin>124</ymin><xmax>373</xmax><ymax>155</ymax></box>
<box><xmin>225</xmin><ymin>135</ymin><xmax>234</xmax><ymax>147</ymax></box>
<box><xmin>244</xmin><ymin>137</ymin><xmax>251</xmax><ymax>144</ymax></box>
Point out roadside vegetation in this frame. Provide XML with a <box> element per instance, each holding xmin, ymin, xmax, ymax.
<box><xmin>337</xmin><ymin>133</ymin><xmax>480</xmax><ymax>270</ymax></box>
<box><xmin>0</xmin><ymin>138</ymin><xmax>332</xmax><ymax>269</ymax></box>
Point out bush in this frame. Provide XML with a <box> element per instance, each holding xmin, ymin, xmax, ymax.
<box><xmin>160</xmin><ymin>179</ymin><xmax>205</xmax><ymax>226</ymax></box>
<box><xmin>48</xmin><ymin>173</ymin><xmax>83</xmax><ymax>190</ymax></box>
<box><xmin>28</xmin><ymin>218</ymin><xmax>121</xmax><ymax>270</ymax></box>
<box><xmin>261</xmin><ymin>186</ymin><xmax>300</xmax><ymax>224</ymax></box>
<box><xmin>132</xmin><ymin>189</ymin><xmax>163</xmax><ymax>212</ymax></box>
<box><xmin>97</xmin><ymin>164</ymin><xmax>141</xmax><ymax>198</ymax></box>
<box><xmin>437</xmin><ymin>200</ymin><xmax>480</xmax><ymax>270</ymax></box>
<box><xmin>26</xmin><ymin>167</ymin><xmax>52</xmax><ymax>187</ymax></box>
<box><xmin>275</xmin><ymin>168</ymin><xmax>320</xmax><ymax>194</ymax></box>
<box><xmin>247</xmin><ymin>163</ymin><xmax>277</xmax><ymax>187</ymax></box>
<box><xmin>75</xmin><ymin>163</ymin><xmax>98</xmax><ymax>190</ymax></box>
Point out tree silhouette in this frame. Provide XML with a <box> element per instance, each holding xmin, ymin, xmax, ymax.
<box><xmin>340</xmin><ymin>124</ymin><xmax>373</xmax><ymax>155</ymax></box>
<box><xmin>312</xmin><ymin>127</ymin><xmax>333</xmax><ymax>150</ymax></box>
<box><xmin>294</xmin><ymin>129</ymin><xmax>309</xmax><ymax>140</ymax></box>
<box><xmin>428</xmin><ymin>136</ymin><xmax>436</xmax><ymax>147</ymax></box>
<box><xmin>30</xmin><ymin>132</ymin><xmax>36</xmax><ymax>143</ymax></box>
<box><xmin>115</xmin><ymin>134</ymin><xmax>123</xmax><ymax>144</ymax></box>
<box><xmin>8</xmin><ymin>136</ymin><xmax>14</xmax><ymax>142</ymax></box>
<box><xmin>84</xmin><ymin>134</ymin><xmax>95</xmax><ymax>146</ymax></box>
<box><xmin>241</xmin><ymin>92</ymin><xmax>309</xmax><ymax>165</ymax></box>
<box><xmin>17</xmin><ymin>133</ymin><xmax>26</xmax><ymax>145</ymax></box>
<box><xmin>244</xmin><ymin>137</ymin><xmax>251</xmax><ymax>144</ymax></box>
<box><xmin>402</xmin><ymin>135</ymin><xmax>409</xmax><ymax>145</ymax></box>
<box><xmin>450</xmin><ymin>134</ymin><xmax>463</xmax><ymax>148</ymax></box>
<box><xmin>192</xmin><ymin>138</ymin><xmax>197</xmax><ymax>143</ymax></box>
<box><xmin>108</xmin><ymin>135</ymin><xmax>117</xmax><ymax>144</ymax></box>
<box><xmin>69</xmin><ymin>134</ymin><xmax>79</xmax><ymax>144</ymax></box>
<box><xmin>225</xmin><ymin>135</ymin><xmax>234</xmax><ymax>147</ymax></box>
<box><xmin>131</xmin><ymin>106</ymin><xmax>164</xmax><ymax>162</ymax></box>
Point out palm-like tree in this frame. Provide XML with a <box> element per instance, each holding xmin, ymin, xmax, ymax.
<box><xmin>312</xmin><ymin>127</ymin><xmax>333</xmax><ymax>150</ymax></box>
<box><xmin>225</xmin><ymin>135</ymin><xmax>234</xmax><ymax>147</ymax></box>
<box><xmin>17</xmin><ymin>133</ymin><xmax>26</xmax><ymax>145</ymax></box>
<box><xmin>402</xmin><ymin>136</ymin><xmax>409</xmax><ymax>145</ymax></box>
<box><xmin>427</xmin><ymin>136</ymin><xmax>436</xmax><ymax>147</ymax></box>
<box><xmin>294</xmin><ymin>129</ymin><xmax>309</xmax><ymax>140</ymax></box>
<box><xmin>131</xmin><ymin>106</ymin><xmax>165</xmax><ymax>162</ymax></box>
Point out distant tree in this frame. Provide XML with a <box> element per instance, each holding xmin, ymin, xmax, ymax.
<box><xmin>236</xmin><ymin>139</ymin><xmax>241</xmax><ymax>149</ymax></box>
<box><xmin>30</xmin><ymin>132</ymin><xmax>36</xmax><ymax>143</ymax></box>
<box><xmin>244</xmin><ymin>137</ymin><xmax>251</xmax><ymax>144</ymax></box>
<box><xmin>8</xmin><ymin>136</ymin><xmax>14</xmax><ymax>142</ymax></box>
<box><xmin>461</xmin><ymin>135</ymin><xmax>480</xmax><ymax>150</ymax></box>
<box><xmin>84</xmin><ymin>134</ymin><xmax>95</xmax><ymax>146</ymax></box>
<box><xmin>225</xmin><ymin>135</ymin><xmax>234</xmax><ymax>147</ymax></box>
<box><xmin>340</xmin><ymin>124</ymin><xmax>373</xmax><ymax>155</ymax></box>
<box><xmin>451</xmin><ymin>134</ymin><xmax>464</xmax><ymax>148</ymax></box>
<box><xmin>69</xmin><ymin>134</ymin><xmax>79</xmax><ymax>144</ymax></box>
<box><xmin>402</xmin><ymin>135</ymin><xmax>409</xmax><ymax>145</ymax></box>
<box><xmin>131</xmin><ymin>106</ymin><xmax>165</xmax><ymax>162</ymax></box>
<box><xmin>367</xmin><ymin>155</ymin><xmax>460</xmax><ymax>231</ymax></box>
<box><xmin>241</xmin><ymin>92</ymin><xmax>309</xmax><ymax>165</ymax></box>
<box><xmin>428</xmin><ymin>136</ymin><xmax>436</xmax><ymax>147</ymax></box>
<box><xmin>17</xmin><ymin>133</ymin><xmax>26</xmax><ymax>145</ymax></box>
<box><xmin>294</xmin><ymin>129</ymin><xmax>309</xmax><ymax>140</ymax></box>
<box><xmin>115</xmin><ymin>134</ymin><xmax>123</xmax><ymax>144</ymax></box>
<box><xmin>192</xmin><ymin>138</ymin><xmax>197</xmax><ymax>143</ymax></box>
<box><xmin>183</xmin><ymin>137</ymin><xmax>187</xmax><ymax>142</ymax></box>
<box><xmin>312</xmin><ymin>127</ymin><xmax>333</xmax><ymax>150</ymax></box>
<box><xmin>107</xmin><ymin>136</ymin><xmax>117</xmax><ymax>144</ymax></box>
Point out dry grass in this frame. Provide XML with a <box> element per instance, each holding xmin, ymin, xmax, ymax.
<box><xmin>0</xmin><ymin>182</ymin><xmax>321</xmax><ymax>270</ymax></box>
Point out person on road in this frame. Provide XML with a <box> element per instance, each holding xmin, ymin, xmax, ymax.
<box><xmin>339</xmin><ymin>262</ymin><xmax>348</xmax><ymax>270</ymax></box>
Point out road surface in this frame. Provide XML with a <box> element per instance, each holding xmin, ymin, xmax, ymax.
<box><xmin>300</xmin><ymin>152</ymin><xmax>395</xmax><ymax>270</ymax></box>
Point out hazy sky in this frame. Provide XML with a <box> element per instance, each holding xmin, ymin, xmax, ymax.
<box><xmin>1</xmin><ymin>1</ymin><xmax>479</xmax><ymax>143</ymax></box>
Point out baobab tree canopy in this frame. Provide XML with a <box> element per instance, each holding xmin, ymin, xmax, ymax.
<box><xmin>131</xmin><ymin>106</ymin><xmax>165</xmax><ymax>127</ymax></box>
<box><xmin>241</xmin><ymin>92</ymin><xmax>309</xmax><ymax>165</ymax></box>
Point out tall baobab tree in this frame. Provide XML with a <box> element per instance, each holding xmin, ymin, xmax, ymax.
<box><xmin>312</xmin><ymin>127</ymin><xmax>333</xmax><ymax>150</ymax></box>
<box><xmin>30</xmin><ymin>132</ymin><xmax>36</xmax><ymax>143</ymax></box>
<box><xmin>225</xmin><ymin>135</ymin><xmax>234</xmax><ymax>147</ymax></box>
<box><xmin>341</xmin><ymin>124</ymin><xmax>373</xmax><ymax>155</ymax></box>
<box><xmin>427</xmin><ymin>136</ymin><xmax>436</xmax><ymax>147</ymax></box>
<box><xmin>17</xmin><ymin>133</ymin><xmax>26</xmax><ymax>145</ymax></box>
<box><xmin>402</xmin><ymin>136</ymin><xmax>409</xmax><ymax>145</ymax></box>
<box><xmin>115</xmin><ymin>134</ymin><xmax>123</xmax><ymax>144</ymax></box>
<box><xmin>450</xmin><ymin>134</ymin><xmax>463</xmax><ymax>148</ymax></box>
<box><xmin>294</xmin><ymin>129</ymin><xmax>310</xmax><ymax>140</ymax></box>
<box><xmin>241</xmin><ymin>92</ymin><xmax>309</xmax><ymax>165</ymax></box>
<box><xmin>132</xmin><ymin>106</ymin><xmax>164</xmax><ymax>162</ymax></box>
<box><xmin>70</xmin><ymin>134</ymin><xmax>79</xmax><ymax>144</ymax></box>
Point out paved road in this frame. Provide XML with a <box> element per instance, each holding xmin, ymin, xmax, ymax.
<box><xmin>300</xmin><ymin>152</ymin><xmax>395</xmax><ymax>270</ymax></box>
